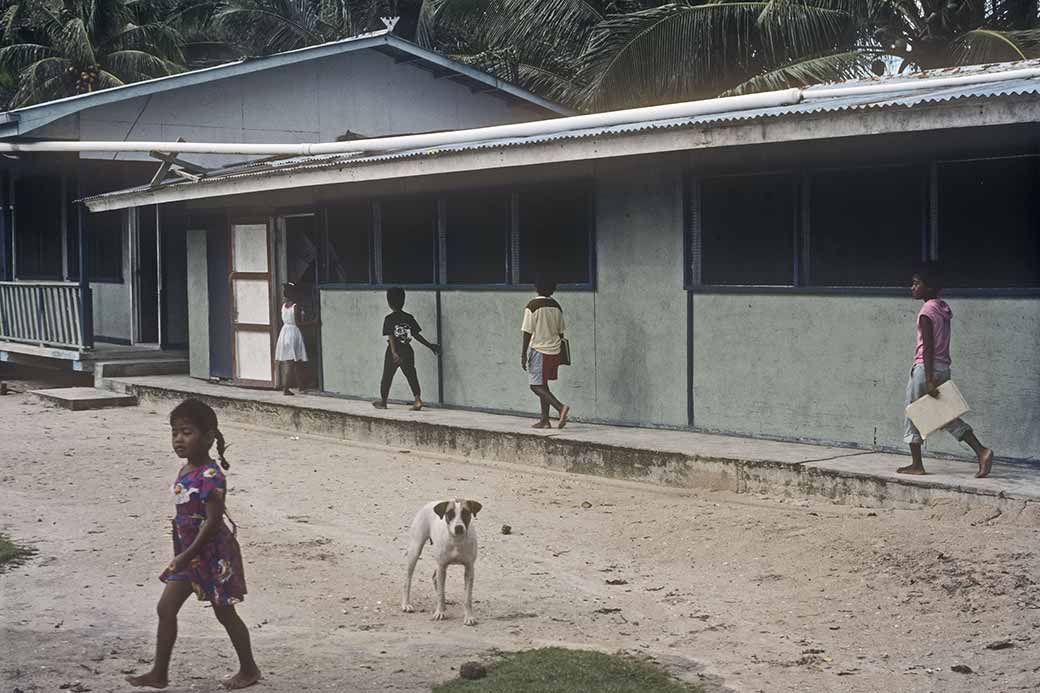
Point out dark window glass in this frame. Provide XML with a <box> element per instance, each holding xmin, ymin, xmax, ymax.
<box><xmin>380</xmin><ymin>199</ymin><xmax>436</xmax><ymax>284</ymax></box>
<box><xmin>67</xmin><ymin>209</ymin><xmax>124</xmax><ymax>282</ymax></box>
<box><xmin>326</xmin><ymin>203</ymin><xmax>370</xmax><ymax>283</ymax></box>
<box><xmin>699</xmin><ymin>174</ymin><xmax>795</xmax><ymax>286</ymax></box>
<box><xmin>14</xmin><ymin>175</ymin><xmax>64</xmax><ymax>279</ymax></box>
<box><xmin>808</xmin><ymin>165</ymin><xmax>924</xmax><ymax>287</ymax></box>
<box><xmin>518</xmin><ymin>184</ymin><xmax>591</xmax><ymax>285</ymax></box>
<box><xmin>446</xmin><ymin>192</ymin><xmax>509</xmax><ymax>284</ymax></box>
<box><xmin>938</xmin><ymin>156</ymin><xmax>1040</xmax><ymax>288</ymax></box>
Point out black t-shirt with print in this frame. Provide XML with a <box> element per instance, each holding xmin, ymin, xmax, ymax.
<box><xmin>382</xmin><ymin>311</ymin><xmax>421</xmax><ymax>349</ymax></box>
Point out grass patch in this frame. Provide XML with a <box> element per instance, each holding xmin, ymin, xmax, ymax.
<box><xmin>0</xmin><ymin>533</ymin><xmax>36</xmax><ymax>572</ymax></box>
<box><xmin>433</xmin><ymin>647</ymin><xmax>703</xmax><ymax>693</ymax></box>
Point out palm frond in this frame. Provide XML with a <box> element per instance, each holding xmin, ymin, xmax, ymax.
<box><xmin>102</xmin><ymin>48</ymin><xmax>180</xmax><ymax>80</ymax></box>
<box><xmin>723</xmin><ymin>49</ymin><xmax>880</xmax><ymax>95</ymax></box>
<box><xmin>953</xmin><ymin>28</ymin><xmax>1040</xmax><ymax>64</ymax></box>
<box><xmin>0</xmin><ymin>42</ymin><xmax>60</xmax><ymax>72</ymax></box>
<box><xmin>484</xmin><ymin>0</ymin><xmax>603</xmax><ymax>61</ymax></box>
<box><xmin>59</xmin><ymin>17</ymin><xmax>97</xmax><ymax>67</ymax></box>
<box><xmin>217</xmin><ymin>2</ymin><xmax>323</xmax><ymax>54</ymax></box>
<box><xmin>11</xmin><ymin>55</ymin><xmax>70</xmax><ymax>105</ymax></box>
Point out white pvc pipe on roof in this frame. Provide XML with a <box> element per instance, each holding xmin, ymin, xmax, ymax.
<box><xmin>0</xmin><ymin>89</ymin><xmax>804</xmax><ymax>156</ymax></box>
<box><xmin>0</xmin><ymin>64</ymin><xmax>1037</xmax><ymax>157</ymax></box>
<box><xmin>804</xmin><ymin>65</ymin><xmax>1040</xmax><ymax>99</ymax></box>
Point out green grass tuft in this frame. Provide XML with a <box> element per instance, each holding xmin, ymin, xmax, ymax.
<box><xmin>433</xmin><ymin>647</ymin><xmax>704</xmax><ymax>693</ymax></box>
<box><xmin>0</xmin><ymin>533</ymin><xmax>36</xmax><ymax>572</ymax></box>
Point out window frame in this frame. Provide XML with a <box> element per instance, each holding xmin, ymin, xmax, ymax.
<box><xmin>685</xmin><ymin>156</ymin><xmax>1040</xmax><ymax>297</ymax></box>
<box><xmin>317</xmin><ymin>180</ymin><xmax>597</xmax><ymax>292</ymax></box>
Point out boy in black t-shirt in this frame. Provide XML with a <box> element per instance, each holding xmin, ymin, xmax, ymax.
<box><xmin>373</xmin><ymin>287</ymin><xmax>439</xmax><ymax>411</ymax></box>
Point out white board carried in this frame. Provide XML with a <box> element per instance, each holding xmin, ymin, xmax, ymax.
<box><xmin>905</xmin><ymin>380</ymin><xmax>970</xmax><ymax>440</ymax></box>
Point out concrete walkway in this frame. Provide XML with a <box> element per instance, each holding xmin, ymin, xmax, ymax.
<box><xmin>101</xmin><ymin>375</ymin><xmax>1040</xmax><ymax>519</ymax></box>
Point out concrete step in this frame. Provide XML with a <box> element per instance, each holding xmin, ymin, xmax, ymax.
<box><xmin>32</xmin><ymin>387</ymin><xmax>138</xmax><ymax>411</ymax></box>
<box><xmin>94</xmin><ymin>359</ymin><xmax>188</xmax><ymax>388</ymax></box>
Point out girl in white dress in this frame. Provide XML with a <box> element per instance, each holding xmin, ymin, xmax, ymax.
<box><xmin>274</xmin><ymin>283</ymin><xmax>318</xmax><ymax>395</ymax></box>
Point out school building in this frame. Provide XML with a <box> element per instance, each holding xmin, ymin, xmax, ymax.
<box><xmin>0</xmin><ymin>27</ymin><xmax>566</xmax><ymax>369</ymax></box>
<box><xmin>80</xmin><ymin>59</ymin><xmax>1040</xmax><ymax>462</ymax></box>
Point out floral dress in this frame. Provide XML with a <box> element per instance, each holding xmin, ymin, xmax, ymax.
<box><xmin>159</xmin><ymin>461</ymin><xmax>247</xmax><ymax>605</ymax></box>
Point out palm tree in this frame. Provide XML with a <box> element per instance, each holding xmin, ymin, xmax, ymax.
<box><xmin>216</xmin><ymin>0</ymin><xmax>426</xmax><ymax>56</ymax></box>
<box><xmin>0</xmin><ymin>0</ymin><xmax>189</xmax><ymax>107</ymax></box>
<box><xmin>419</xmin><ymin>0</ymin><xmax>1040</xmax><ymax>111</ymax></box>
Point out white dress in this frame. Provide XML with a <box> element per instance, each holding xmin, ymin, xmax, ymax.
<box><xmin>275</xmin><ymin>303</ymin><xmax>307</xmax><ymax>362</ymax></box>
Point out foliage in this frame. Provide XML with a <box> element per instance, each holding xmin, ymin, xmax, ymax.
<box><xmin>419</xmin><ymin>0</ymin><xmax>1040</xmax><ymax>110</ymax></box>
<box><xmin>433</xmin><ymin>647</ymin><xmax>704</xmax><ymax>693</ymax></box>
<box><xmin>0</xmin><ymin>533</ymin><xmax>35</xmax><ymax>571</ymax></box>
<box><xmin>0</xmin><ymin>0</ymin><xmax>193</xmax><ymax>106</ymax></box>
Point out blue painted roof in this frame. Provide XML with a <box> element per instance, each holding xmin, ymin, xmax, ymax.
<box><xmin>0</xmin><ymin>29</ymin><xmax>572</xmax><ymax>137</ymax></box>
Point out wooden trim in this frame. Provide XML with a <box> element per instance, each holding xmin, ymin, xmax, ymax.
<box><xmin>228</xmin><ymin>216</ymin><xmax>275</xmax><ymax>388</ymax></box>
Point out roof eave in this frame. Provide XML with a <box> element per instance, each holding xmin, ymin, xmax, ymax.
<box><xmin>84</xmin><ymin>94</ymin><xmax>1040</xmax><ymax>213</ymax></box>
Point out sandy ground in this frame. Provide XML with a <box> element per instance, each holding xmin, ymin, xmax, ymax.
<box><xmin>2</xmin><ymin>372</ymin><xmax>1040</xmax><ymax>692</ymax></box>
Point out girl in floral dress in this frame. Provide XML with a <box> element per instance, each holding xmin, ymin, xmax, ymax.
<box><xmin>126</xmin><ymin>399</ymin><xmax>261</xmax><ymax>690</ymax></box>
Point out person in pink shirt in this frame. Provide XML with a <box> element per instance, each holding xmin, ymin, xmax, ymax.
<box><xmin>898</xmin><ymin>263</ymin><xmax>995</xmax><ymax>478</ymax></box>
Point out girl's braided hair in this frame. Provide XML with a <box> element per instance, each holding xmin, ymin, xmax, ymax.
<box><xmin>169</xmin><ymin>399</ymin><xmax>230</xmax><ymax>470</ymax></box>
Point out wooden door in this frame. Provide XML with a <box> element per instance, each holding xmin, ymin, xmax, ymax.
<box><xmin>229</xmin><ymin>219</ymin><xmax>274</xmax><ymax>387</ymax></box>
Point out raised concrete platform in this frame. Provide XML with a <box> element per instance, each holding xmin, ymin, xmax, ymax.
<box><xmin>0</xmin><ymin>340</ymin><xmax>187</xmax><ymax>373</ymax></box>
<box><xmin>32</xmin><ymin>386</ymin><xmax>138</xmax><ymax>410</ymax></box>
<box><xmin>102</xmin><ymin>375</ymin><xmax>1040</xmax><ymax>522</ymax></box>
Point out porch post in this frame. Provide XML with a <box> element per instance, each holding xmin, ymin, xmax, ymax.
<box><xmin>0</xmin><ymin>171</ymin><xmax>8</xmax><ymax>281</ymax></box>
<box><xmin>77</xmin><ymin>200</ymin><xmax>94</xmax><ymax>349</ymax></box>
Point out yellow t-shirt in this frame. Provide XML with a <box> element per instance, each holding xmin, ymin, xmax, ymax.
<box><xmin>521</xmin><ymin>296</ymin><xmax>565</xmax><ymax>355</ymax></box>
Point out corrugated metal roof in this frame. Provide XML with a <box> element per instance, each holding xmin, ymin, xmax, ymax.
<box><xmin>84</xmin><ymin>59</ymin><xmax>1040</xmax><ymax>204</ymax></box>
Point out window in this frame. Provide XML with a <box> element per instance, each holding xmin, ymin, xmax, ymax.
<box><xmin>517</xmin><ymin>184</ymin><xmax>591</xmax><ymax>285</ymax></box>
<box><xmin>14</xmin><ymin>175</ymin><xmax>64</xmax><ymax>279</ymax></box>
<box><xmin>808</xmin><ymin>166</ymin><xmax>924</xmax><ymax>287</ymax></box>
<box><xmin>445</xmin><ymin>193</ymin><xmax>509</xmax><ymax>284</ymax></box>
<box><xmin>380</xmin><ymin>199</ymin><xmax>437</xmax><ymax>284</ymax></box>
<box><xmin>68</xmin><ymin>209</ymin><xmax>124</xmax><ymax>282</ymax></box>
<box><xmin>326</xmin><ymin>202</ymin><xmax>370</xmax><ymax>283</ymax></box>
<box><xmin>937</xmin><ymin>156</ymin><xmax>1040</xmax><ymax>288</ymax></box>
<box><xmin>697</xmin><ymin>174</ymin><xmax>796</xmax><ymax>286</ymax></box>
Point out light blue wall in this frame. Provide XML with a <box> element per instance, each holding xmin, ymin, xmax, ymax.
<box><xmin>691</xmin><ymin>294</ymin><xmax>1040</xmax><ymax>460</ymax></box>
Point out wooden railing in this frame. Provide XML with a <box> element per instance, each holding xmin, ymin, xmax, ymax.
<box><xmin>0</xmin><ymin>281</ymin><xmax>88</xmax><ymax>350</ymax></box>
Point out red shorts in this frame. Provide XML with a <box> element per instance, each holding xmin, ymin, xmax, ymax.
<box><xmin>528</xmin><ymin>350</ymin><xmax>560</xmax><ymax>385</ymax></box>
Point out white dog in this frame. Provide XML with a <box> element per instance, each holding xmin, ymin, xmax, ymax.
<box><xmin>401</xmin><ymin>499</ymin><xmax>482</xmax><ymax>626</ymax></box>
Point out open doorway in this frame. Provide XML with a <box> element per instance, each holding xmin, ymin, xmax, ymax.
<box><xmin>135</xmin><ymin>205</ymin><xmax>159</xmax><ymax>344</ymax></box>
<box><xmin>281</xmin><ymin>213</ymin><xmax>322</xmax><ymax>391</ymax></box>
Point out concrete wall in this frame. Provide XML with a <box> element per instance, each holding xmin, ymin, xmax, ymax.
<box><xmin>71</xmin><ymin>49</ymin><xmax>546</xmax><ymax>168</ymax></box>
<box><xmin>692</xmin><ymin>295</ymin><xmax>1040</xmax><ymax>460</ymax></box>
<box><xmin>186</xmin><ymin>229</ymin><xmax>209</xmax><ymax>378</ymax></box>
<box><xmin>321</xmin><ymin>290</ymin><xmax>439</xmax><ymax>402</ymax></box>
<box><xmin>317</xmin><ymin>160</ymin><xmax>688</xmax><ymax>426</ymax></box>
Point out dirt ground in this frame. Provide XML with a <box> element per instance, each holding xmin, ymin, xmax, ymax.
<box><xmin>2</xmin><ymin>373</ymin><xmax>1039</xmax><ymax>692</ymax></box>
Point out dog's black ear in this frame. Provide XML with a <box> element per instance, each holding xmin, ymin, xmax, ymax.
<box><xmin>464</xmin><ymin>500</ymin><xmax>482</xmax><ymax>517</ymax></box>
<box><xmin>433</xmin><ymin>501</ymin><xmax>450</xmax><ymax>519</ymax></box>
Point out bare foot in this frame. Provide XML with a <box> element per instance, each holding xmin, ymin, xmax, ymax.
<box><xmin>411</xmin><ymin>399</ymin><xmax>423</xmax><ymax>411</ymax></box>
<box><xmin>222</xmin><ymin>668</ymin><xmax>262</xmax><ymax>690</ymax></box>
<box><xmin>897</xmin><ymin>464</ymin><xmax>927</xmax><ymax>475</ymax></box>
<box><xmin>558</xmin><ymin>405</ymin><xmax>571</xmax><ymax>429</ymax></box>
<box><xmin>975</xmin><ymin>448</ymin><xmax>994</xmax><ymax>478</ymax></box>
<box><xmin>372</xmin><ymin>400</ymin><xmax>387</xmax><ymax>409</ymax></box>
<box><xmin>532</xmin><ymin>420</ymin><xmax>552</xmax><ymax>429</ymax></box>
<box><xmin>126</xmin><ymin>672</ymin><xmax>169</xmax><ymax>689</ymax></box>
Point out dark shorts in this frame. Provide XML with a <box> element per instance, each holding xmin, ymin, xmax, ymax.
<box><xmin>528</xmin><ymin>349</ymin><xmax>560</xmax><ymax>385</ymax></box>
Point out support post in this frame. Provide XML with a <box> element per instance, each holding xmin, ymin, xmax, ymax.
<box><xmin>77</xmin><ymin>200</ymin><xmax>93</xmax><ymax>349</ymax></box>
